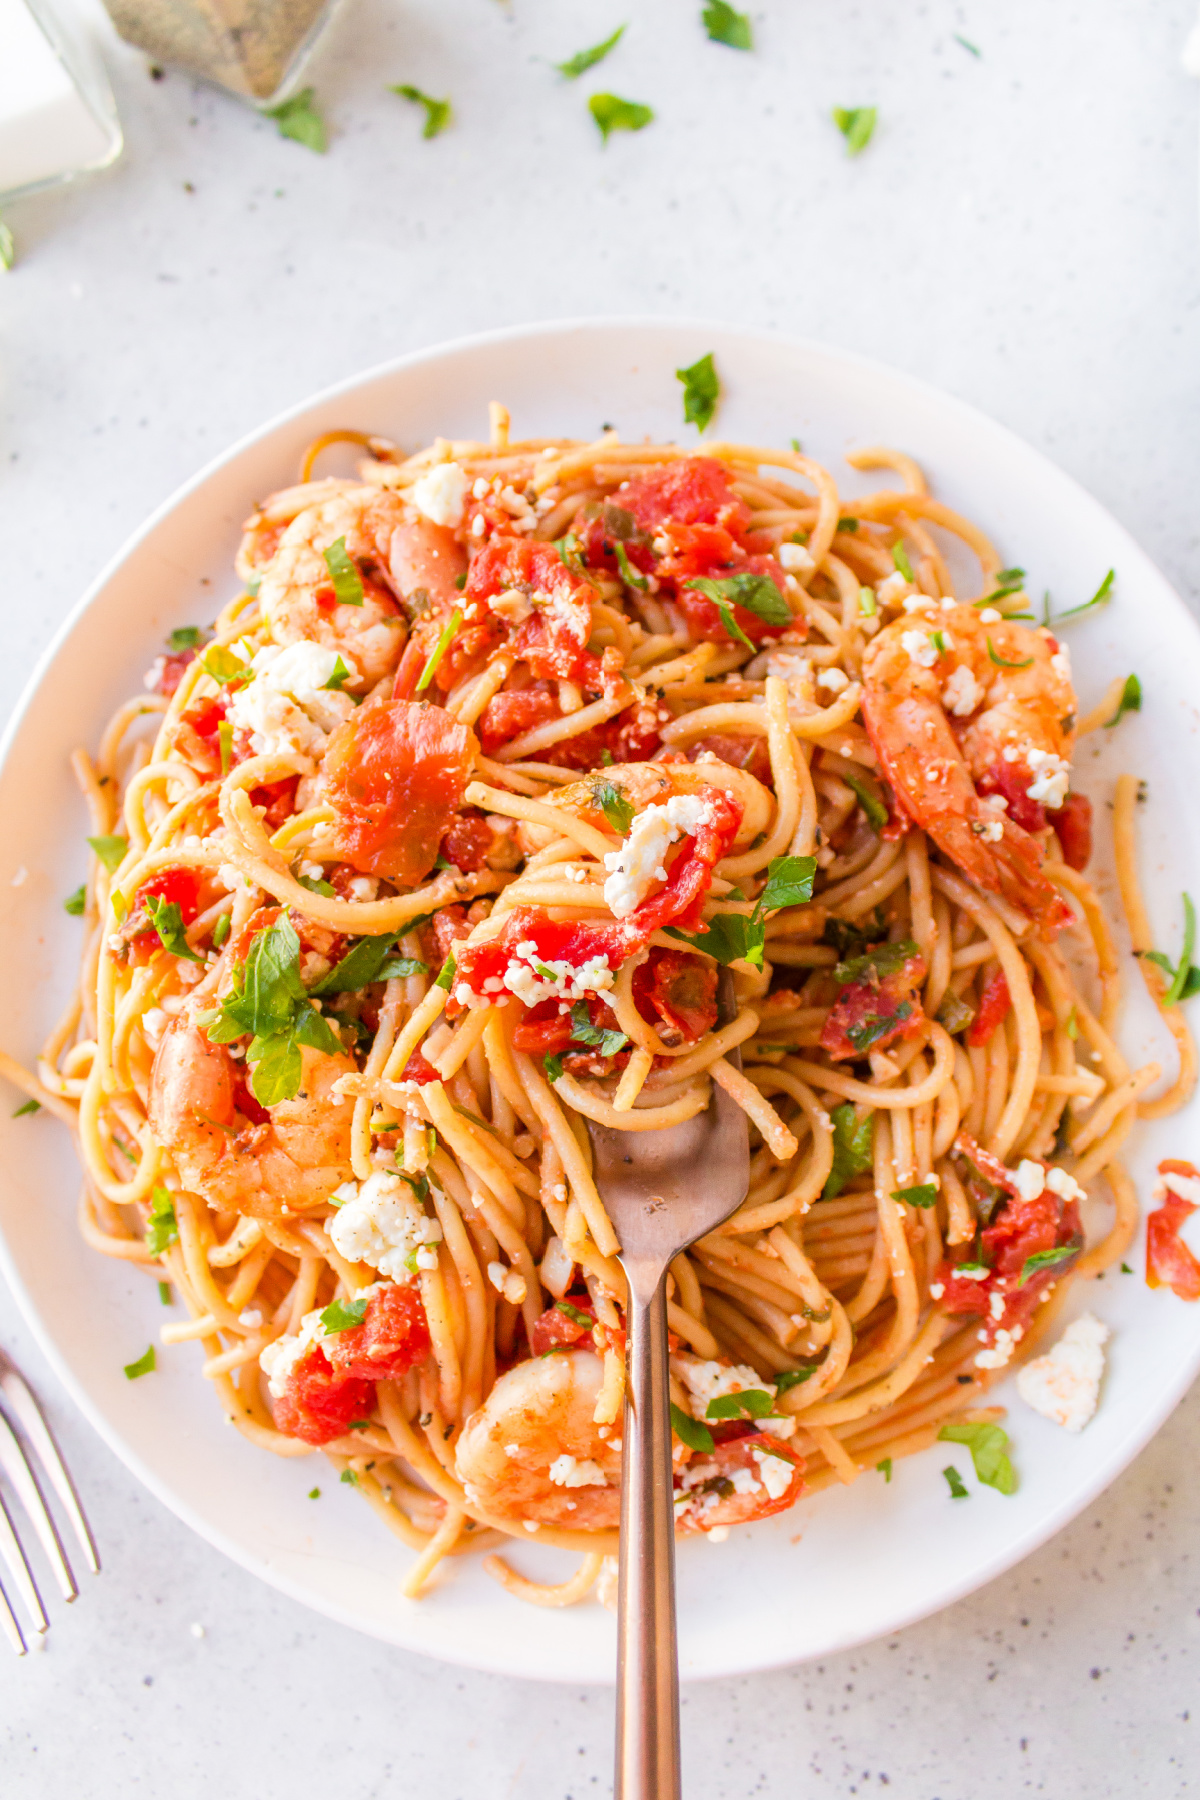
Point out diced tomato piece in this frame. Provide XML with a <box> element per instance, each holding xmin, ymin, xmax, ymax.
<box><xmin>1052</xmin><ymin>792</ymin><xmax>1093</xmax><ymax>872</ymax></box>
<box><xmin>633</xmin><ymin>949</ymin><xmax>718</xmax><ymax>1046</ymax></box>
<box><xmin>429</xmin><ymin>904</ymin><xmax>474</xmax><ymax>964</ymax></box>
<box><xmin>326</xmin><ymin>1284</ymin><xmax>432</xmax><ymax>1381</ymax></box>
<box><xmin>391</xmin><ymin>634</ymin><xmax>428</xmax><ymax>702</ymax></box>
<box><xmin>478</xmin><ymin>684</ymin><xmax>560</xmax><ymax>754</ymax></box>
<box><xmin>272</xmin><ymin>1345</ymin><xmax>374</xmax><ymax>1447</ymax></box>
<box><xmin>1147</xmin><ymin>1161</ymin><xmax>1200</xmax><ymax>1299</ymax></box>
<box><xmin>977</xmin><ymin>761</ymin><xmax>1046</xmax><ymax>834</ymax></box>
<box><xmin>321</xmin><ymin>698</ymin><xmax>475</xmax><ymax>882</ymax></box>
<box><xmin>685</xmin><ymin>734</ymin><xmax>774</xmax><ymax>787</ymax></box>
<box><xmin>968</xmin><ymin>968</ymin><xmax>1012</xmax><ymax>1048</ymax></box>
<box><xmin>626</xmin><ymin>788</ymin><xmax>742</xmax><ymax>937</ymax></box>
<box><xmin>400</xmin><ymin>1048</ymin><xmax>440</xmax><ymax>1085</ymax></box>
<box><xmin>511</xmin><ymin>1002</ymin><xmax>575</xmax><ymax>1055</ymax></box>
<box><xmin>441</xmin><ymin>811</ymin><xmax>494</xmax><ymax>874</ymax></box>
<box><xmin>127</xmin><ymin>866</ymin><xmax>204</xmax><ymax>963</ymax></box>
<box><xmin>617</xmin><ymin>458</ymin><xmax>751</xmax><ymax>536</ymax></box>
<box><xmin>148</xmin><ymin>648</ymin><xmax>196</xmax><ymax>696</ymax></box>
<box><xmin>456</xmin><ymin>907</ymin><xmax>628</xmax><ymax>1006</ymax></box>
<box><xmin>655</xmin><ymin>523</ymin><xmax>792</xmax><ymax>649</ymax></box>
<box><xmin>181</xmin><ymin>695</ymin><xmax>227</xmax><ymax>746</ymax></box>
<box><xmin>541</xmin><ymin>699</ymin><xmax>667</xmax><ymax>772</ymax></box>
<box><xmin>249</xmin><ymin>775</ymin><xmax>299</xmax><ymax>830</ymax></box>
<box><xmin>673</xmin><ymin>1432</ymin><xmax>804</xmax><ymax>1532</ymax></box>
<box><xmin>820</xmin><ymin>949</ymin><xmax>927</xmax><ymax>1062</ymax></box>
<box><xmin>529</xmin><ymin>1297</ymin><xmax>597</xmax><ymax>1356</ymax></box>
<box><xmin>466</xmin><ymin>537</ymin><xmax>597</xmax><ymax>684</ymax></box>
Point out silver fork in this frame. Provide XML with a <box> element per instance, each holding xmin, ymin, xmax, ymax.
<box><xmin>586</xmin><ymin>971</ymin><xmax>751</xmax><ymax>1800</ymax></box>
<box><xmin>0</xmin><ymin>1347</ymin><xmax>100</xmax><ymax>1653</ymax></box>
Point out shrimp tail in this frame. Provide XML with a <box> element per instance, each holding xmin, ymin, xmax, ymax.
<box><xmin>926</xmin><ymin>806</ymin><xmax>1072</xmax><ymax>937</ymax></box>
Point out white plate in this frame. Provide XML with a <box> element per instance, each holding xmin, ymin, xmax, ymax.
<box><xmin>2</xmin><ymin>320</ymin><xmax>1198</xmax><ymax>1684</ymax></box>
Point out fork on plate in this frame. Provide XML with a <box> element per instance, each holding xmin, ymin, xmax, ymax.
<box><xmin>0</xmin><ymin>1347</ymin><xmax>99</xmax><ymax>1653</ymax></box>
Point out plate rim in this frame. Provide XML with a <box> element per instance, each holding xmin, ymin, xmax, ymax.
<box><xmin>2</xmin><ymin>313</ymin><xmax>1198</xmax><ymax>1682</ymax></box>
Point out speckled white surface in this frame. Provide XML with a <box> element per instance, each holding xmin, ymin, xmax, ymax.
<box><xmin>2</xmin><ymin>0</ymin><xmax>1200</xmax><ymax>1793</ymax></box>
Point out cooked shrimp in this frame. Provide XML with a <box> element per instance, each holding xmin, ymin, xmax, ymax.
<box><xmin>236</xmin><ymin>478</ymin><xmax>364</xmax><ymax>585</ymax></box>
<box><xmin>257</xmin><ymin>487</ymin><xmax>417</xmax><ymax>689</ymax></box>
<box><xmin>147</xmin><ymin>1015</ymin><xmax>356</xmax><ymax>1219</ymax></box>
<box><xmin>454</xmin><ymin>1349</ymin><xmax>621</xmax><ymax>1528</ymax></box>
<box><xmin>862</xmin><ymin>601</ymin><xmax>1075</xmax><ymax>934</ymax></box>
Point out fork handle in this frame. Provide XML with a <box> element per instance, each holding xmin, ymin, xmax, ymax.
<box><xmin>615</xmin><ymin>1265</ymin><xmax>681</xmax><ymax>1800</ymax></box>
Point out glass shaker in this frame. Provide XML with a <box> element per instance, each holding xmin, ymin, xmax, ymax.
<box><xmin>99</xmin><ymin>0</ymin><xmax>345</xmax><ymax>103</ymax></box>
<box><xmin>0</xmin><ymin>0</ymin><xmax>123</xmax><ymax>204</ymax></box>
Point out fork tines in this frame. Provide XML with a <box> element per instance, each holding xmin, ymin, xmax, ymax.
<box><xmin>0</xmin><ymin>1351</ymin><xmax>99</xmax><ymax>1654</ymax></box>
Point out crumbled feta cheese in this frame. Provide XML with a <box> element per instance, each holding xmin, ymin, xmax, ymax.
<box><xmin>495</xmin><ymin>484</ymin><xmax>538</xmax><ymax>532</ymax></box>
<box><xmin>410</xmin><ymin>462</ymin><xmax>468</xmax><ymax>528</ymax></box>
<box><xmin>327</xmin><ymin>1170</ymin><xmax>442</xmax><ymax>1284</ymax></box>
<box><xmin>978</xmin><ymin>819</ymin><xmax>1004</xmax><ymax>843</ymax></box>
<box><xmin>929</xmin><ymin>1281</ymin><xmax>945</xmax><ymax>1299</ymax></box>
<box><xmin>486</xmin><ymin>1261</ymin><xmax>507</xmax><ymax>1293</ymax></box>
<box><xmin>471</xmin><ymin>513</ymin><xmax>486</xmax><ymax>537</ymax></box>
<box><xmin>1045</xmin><ymin>1165</ymin><xmax>1088</xmax><ymax>1205</ymax></box>
<box><xmin>602</xmin><ymin>794</ymin><xmax>711</xmax><ymax>918</ymax></box>
<box><xmin>752</xmin><ymin>1447</ymin><xmax>794</xmax><ymax>1500</ymax></box>
<box><xmin>778</xmin><ymin>541</ymin><xmax>814</xmax><ymax>575</ymax></box>
<box><xmin>900</xmin><ymin>629</ymin><xmax>939</xmax><ymax>669</ymax></box>
<box><xmin>817</xmin><ymin>667</ymin><xmax>850</xmax><ymax>694</ymax></box>
<box><xmin>1162</xmin><ymin>1168</ymin><xmax>1200</xmax><ymax>1206</ymax></box>
<box><xmin>942</xmin><ymin>664</ymin><xmax>981</xmax><ymax>717</ymax></box>
<box><xmin>974</xmin><ymin>1324</ymin><xmax>1023</xmax><ymax>1370</ymax></box>
<box><xmin>259</xmin><ymin>1309</ymin><xmax>329</xmax><ymax>1396</ymax></box>
<box><xmin>674</xmin><ymin>1357</ymin><xmax>769</xmax><ymax>1409</ymax></box>
<box><xmin>217</xmin><ymin>861</ymin><xmax>257</xmax><ymax>894</ymax></box>
<box><xmin>141</xmin><ymin>1007</ymin><xmax>168</xmax><ymax>1047</ymax></box>
<box><xmin>1050</xmin><ymin>645</ymin><xmax>1071</xmax><ymax>682</ymax></box>
<box><xmin>238</xmin><ymin>1307</ymin><xmax>263</xmax><ymax>1329</ymax></box>
<box><xmin>706</xmin><ymin>1525</ymin><xmax>730</xmax><ymax>1542</ymax></box>
<box><xmin>347</xmin><ymin>876</ymin><xmax>377</xmax><ymax>902</ymax></box>
<box><xmin>1016</xmin><ymin>1313</ymin><xmax>1108</xmax><ymax>1431</ymax></box>
<box><xmin>1025</xmin><ymin>748</ymin><xmax>1071</xmax><ymax>810</ymax></box>
<box><xmin>548</xmin><ymin>1455</ymin><xmax>607</xmax><ymax>1488</ymax></box>
<box><xmin>877</xmin><ymin>571</ymin><xmax>911</xmax><ymax>606</ymax></box>
<box><xmin>489</xmin><ymin>588</ymin><xmax>536</xmax><ymax>625</ymax></box>
<box><xmin>978</xmin><ymin>607</ymin><xmax>1002</xmax><ymax>624</ymax></box>
<box><xmin>1013</xmin><ymin>1159</ymin><xmax>1047</xmax><ymax>1202</ymax></box>
<box><xmin>499</xmin><ymin>942</ymin><xmax>614</xmax><ymax>1010</ymax></box>
<box><xmin>903</xmin><ymin>593</ymin><xmax>935</xmax><ymax>614</ymax></box>
<box><xmin>955</xmin><ymin>1264</ymin><xmax>990</xmax><ymax>1282</ymax></box>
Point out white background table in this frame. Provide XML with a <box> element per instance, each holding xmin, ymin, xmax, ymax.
<box><xmin>3</xmin><ymin>1</ymin><xmax>1200</xmax><ymax>1793</ymax></box>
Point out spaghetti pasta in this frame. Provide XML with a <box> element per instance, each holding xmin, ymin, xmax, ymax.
<box><xmin>10</xmin><ymin>415</ymin><xmax>1190</xmax><ymax>1605</ymax></box>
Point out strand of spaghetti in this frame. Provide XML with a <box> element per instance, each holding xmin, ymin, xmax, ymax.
<box><xmin>783</xmin><ymin>1026</ymin><xmax>954</xmax><ymax>1109</ymax></box>
<box><xmin>845</xmin><ymin>490</ymin><xmax>1000</xmax><ymax>584</ymax></box>
<box><xmin>660</xmin><ymin>1010</ymin><xmax>760</xmax><ymax>1079</ymax></box>
<box><xmin>612</xmin><ymin>1048</ymin><xmax>653</xmax><ymax>1112</ymax></box>
<box><xmin>513</xmin><ymin>1051</ymin><xmax>620</xmax><ymax>1258</ymax></box>
<box><xmin>464</xmin><ymin>781</ymin><xmax>615</xmax><ymax>861</ymax></box>
<box><xmin>1070</xmin><ymin>1106</ymin><xmax>1138</xmax><ymax>1187</ymax></box>
<box><xmin>807</xmin><ymin>1424</ymin><xmax>859</xmax><ymax>1484</ymax></box>
<box><xmin>1073</xmin><ymin>1159</ymin><xmax>1141</xmax><ymax>1279</ymax></box>
<box><xmin>76</xmin><ymin>1182</ymin><xmax>151</xmax><ymax>1259</ymax></box>
<box><xmin>713</xmin><ymin>1060</ymin><xmax>798</xmax><ymax>1159</ymax></box>
<box><xmin>1075</xmin><ymin>677</ymin><xmax>1128</xmax><ymax>737</ymax></box>
<box><xmin>928</xmin><ymin>866</ymin><xmax>1040</xmax><ymax>1160</ymax></box>
<box><xmin>481</xmin><ymin>1011</ymin><xmax>543</xmax><ymax>1138</ymax></box>
<box><xmin>482</xmin><ymin>1550</ymin><xmax>605</xmax><ymax>1608</ymax></box>
<box><xmin>845</xmin><ymin>445</ymin><xmax>929</xmax><ymax>496</ymax></box>
<box><xmin>0</xmin><ymin>1047</ymin><xmax>79</xmax><ymax>1126</ymax></box>
<box><xmin>431</xmin><ymin>1003</ymin><xmax>494</xmax><ymax>1082</ymax></box>
<box><xmin>401</xmin><ymin>1505</ymin><xmax>466</xmax><ymax>1600</ymax></box>
<box><xmin>423</xmin><ymin>1083</ymin><xmax>527</xmax><ymax>1221</ymax></box>
<box><xmin>492</xmin><ymin>686</ymin><xmax>636</xmax><ymax>763</ymax></box>
<box><xmin>799</xmin><ymin>1310</ymin><xmax>950</xmax><ymax>1427</ymax></box>
<box><xmin>550</xmin><ymin>1068</ymin><xmax>709</xmax><ymax>1133</ymax></box>
<box><xmin>719</xmin><ymin>678</ymin><xmax>801</xmax><ymax>878</ymax></box>
<box><xmin>78</xmin><ymin>1059</ymin><xmax>161</xmax><ymax>1202</ymax></box>
<box><xmin>1112</xmin><ymin>770</ymin><xmax>1198</xmax><ymax>1116</ymax></box>
<box><xmin>380</xmin><ymin>985</ymin><xmax>449</xmax><ymax>1083</ymax></box>
<box><xmin>1046</xmin><ymin>859</ymin><xmax>1120</xmax><ymax>1031</ymax></box>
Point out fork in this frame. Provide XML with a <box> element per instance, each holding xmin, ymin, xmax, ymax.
<box><xmin>0</xmin><ymin>1347</ymin><xmax>99</xmax><ymax>1653</ymax></box>
<box><xmin>586</xmin><ymin>970</ymin><xmax>751</xmax><ymax>1800</ymax></box>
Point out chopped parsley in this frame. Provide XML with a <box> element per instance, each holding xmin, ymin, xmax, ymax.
<box><xmin>774</xmin><ymin>1366</ymin><xmax>815</xmax><ymax>1392</ymax></box>
<box><xmin>390</xmin><ymin>84</ymin><xmax>452</xmax><ymax>138</ymax></box>
<box><xmin>1121</xmin><ymin>1262</ymin><xmax>1134</xmax><ymax>1274</ymax></box>
<box><xmin>954</xmin><ymin>33</ymin><xmax>981</xmax><ymax>55</ymax></box>
<box><xmin>823</xmin><ymin>1103</ymin><xmax>874</xmax><ymax>1198</ymax></box>
<box><xmin>938</xmin><ymin>1421</ymin><xmax>1016</xmax><ymax>1495</ymax></box>
<box><xmin>836</xmin><ymin>517</ymin><xmax>859</xmax><ymax>533</ymax></box>
<box><xmin>415</xmin><ymin>608</ymin><xmax>462</xmax><ymax>693</ymax></box>
<box><xmin>670</xmin><ymin>1402</ymin><xmax>714</xmax><ymax>1453</ymax></box>
<box><xmin>322</xmin><ymin>537</ymin><xmax>365</xmax><ymax>606</ymax></box>
<box><xmin>594</xmin><ymin>780</ymin><xmax>635</xmax><ymax>835</ymax></box>
<box><xmin>217</xmin><ymin>719</ymin><xmax>234</xmax><ymax>774</ymax></box>
<box><xmin>675</xmin><ymin>351</ymin><xmax>719</xmax><ymax>433</ymax></box>
<box><xmin>845</xmin><ymin>1003</ymin><xmax>911</xmax><ymax>1053</ymax></box>
<box><xmin>936</xmin><ymin>989</ymin><xmax>976</xmax><ymax>1035</ymax></box>
<box><xmin>554</xmin><ymin>532</ymin><xmax>586</xmax><ymax>575</ymax></box>
<box><xmin>589</xmin><ymin>93</ymin><xmax>655</xmax><ymax>145</ymax></box>
<box><xmin>145</xmin><ymin>1186</ymin><xmax>179</xmax><ymax>1256</ymax></box>
<box><xmin>702</xmin><ymin>0</ymin><xmax>752</xmax><ymax>50</ymax></box>
<box><xmin>1065</xmin><ymin>1006</ymin><xmax>1078</xmax><ymax>1040</ymax></box>
<box><xmin>167</xmin><ymin>625</ymin><xmax>203</xmax><ymax>652</ymax></box>
<box><xmin>145</xmin><ymin>895</ymin><xmax>203</xmax><ymax>964</ymax></box>
<box><xmin>158</xmin><ymin>1282</ymin><xmax>171</xmax><ymax>1305</ymax></box>
<box><xmin>124</xmin><ymin>1345</ymin><xmax>156</xmax><ymax>1380</ymax></box>
<box><xmin>892</xmin><ymin>1182</ymin><xmax>938</xmax><ymax>1209</ymax></box>
<box><xmin>666</xmin><ymin>853</ymin><xmax>817</xmax><ymax>970</ymax></box>
<box><xmin>64</xmin><ymin>885</ymin><xmax>86</xmax><ymax>916</ymax></box>
<box><xmin>834</xmin><ymin>938</ymin><xmax>919</xmax><ymax>986</ymax></box>
<box><xmin>310</xmin><ymin>933</ymin><xmax>415</xmax><ymax>995</ymax></box>
<box><xmin>614</xmin><ymin>539</ymin><xmax>647</xmax><ymax>590</ymax></box>
<box><xmin>568</xmin><ymin>1001</ymin><xmax>629</xmax><ymax>1058</ymax></box>
<box><xmin>706</xmin><ymin>1388</ymin><xmax>773</xmax><ymax>1420</ymax></box>
<box><xmin>320</xmin><ymin>1297</ymin><xmax>369</xmax><ymax>1333</ymax></box>
<box><xmin>308</xmin><ymin>1487</ymin><xmax>321</xmax><ymax>1499</ymax></box>
<box><xmin>858</xmin><ymin>585</ymin><xmax>877</xmax><ymax>617</ymax></box>
<box><xmin>543</xmin><ymin>1052</ymin><xmax>565</xmax><ymax>1083</ymax></box>
<box><xmin>942</xmin><ymin>1464</ymin><xmax>969</xmax><ymax>1500</ymax></box>
<box><xmin>202</xmin><ymin>644</ymin><xmax>252</xmax><ymax>688</ymax></box>
<box><xmin>712</xmin><ymin>598</ymin><xmax>753</xmax><ymax>651</ymax></box>
<box><xmin>840</xmin><ymin>769</ymin><xmax>888</xmax><ymax>831</ymax></box>
<box><xmin>686</xmin><ymin>572</ymin><xmax>792</xmax><ymax>629</ymax></box>
<box><xmin>832</xmin><ymin>105</ymin><xmax>877</xmax><ymax>155</ymax></box>
<box><xmin>340</xmin><ymin>1468</ymin><xmax>359</xmax><ymax>1486</ymax></box>
<box><xmin>88</xmin><ymin>834</ymin><xmax>128</xmax><ymax>874</ymax></box>
<box><xmin>0</xmin><ymin>215</ymin><xmax>14</xmax><ymax>271</ymax></box>
<box><xmin>931</xmin><ymin>629</ymin><xmax>949</xmax><ymax>656</ymax></box>
<box><xmin>323</xmin><ymin>654</ymin><xmax>353</xmax><ymax>692</ymax></box>
<box><xmin>891</xmin><ymin>541</ymin><xmax>914</xmax><ymax>581</ymax></box>
<box><xmin>986</xmin><ymin>638</ymin><xmax>1033</xmax><ymax>671</ymax></box>
<box><xmin>877</xmin><ymin>1457</ymin><xmax>893</xmax><ymax>1481</ymax></box>
<box><xmin>295</xmin><ymin>871</ymin><xmax>335</xmax><ymax>898</ymax></box>
<box><xmin>12</xmin><ymin>1099</ymin><xmax>40</xmax><ymax>1117</ymax></box>
<box><xmin>266</xmin><ymin>87</ymin><xmax>327</xmax><ymax>153</ymax></box>
<box><xmin>555</xmin><ymin>24</ymin><xmax>625</xmax><ymax>78</ymax></box>
<box><xmin>1018</xmin><ymin>1244</ymin><xmax>1078</xmax><ymax>1287</ymax></box>
<box><xmin>555</xmin><ymin>1299</ymin><xmax>594</xmax><ymax>1328</ymax></box>
<box><xmin>197</xmin><ymin>916</ymin><xmax>343</xmax><ymax>1106</ymax></box>
<box><xmin>975</xmin><ymin>567</ymin><xmax>1026</xmax><ymax>607</ymax></box>
<box><xmin>1139</xmin><ymin>893</ymin><xmax>1200</xmax><ymax>1005</ymax></box>
<box><xmin>1057</xmin><ymin>568</ymin><xmax>1115</xmax><ymax>620</ymax></box>
<box><xmin>1105</xmin><ymin>673</ymin><xmax>1141</xmax><ymax>728</ymax></box>
<box><xmin>433</xmin><ymin>952</ymin><xmax>457</xmax><ymax>992</ymax></box>
<box><xmin>211</xmin><ymin>913</ymin><xmax>231</xmax><ymax>950</ymax></box>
